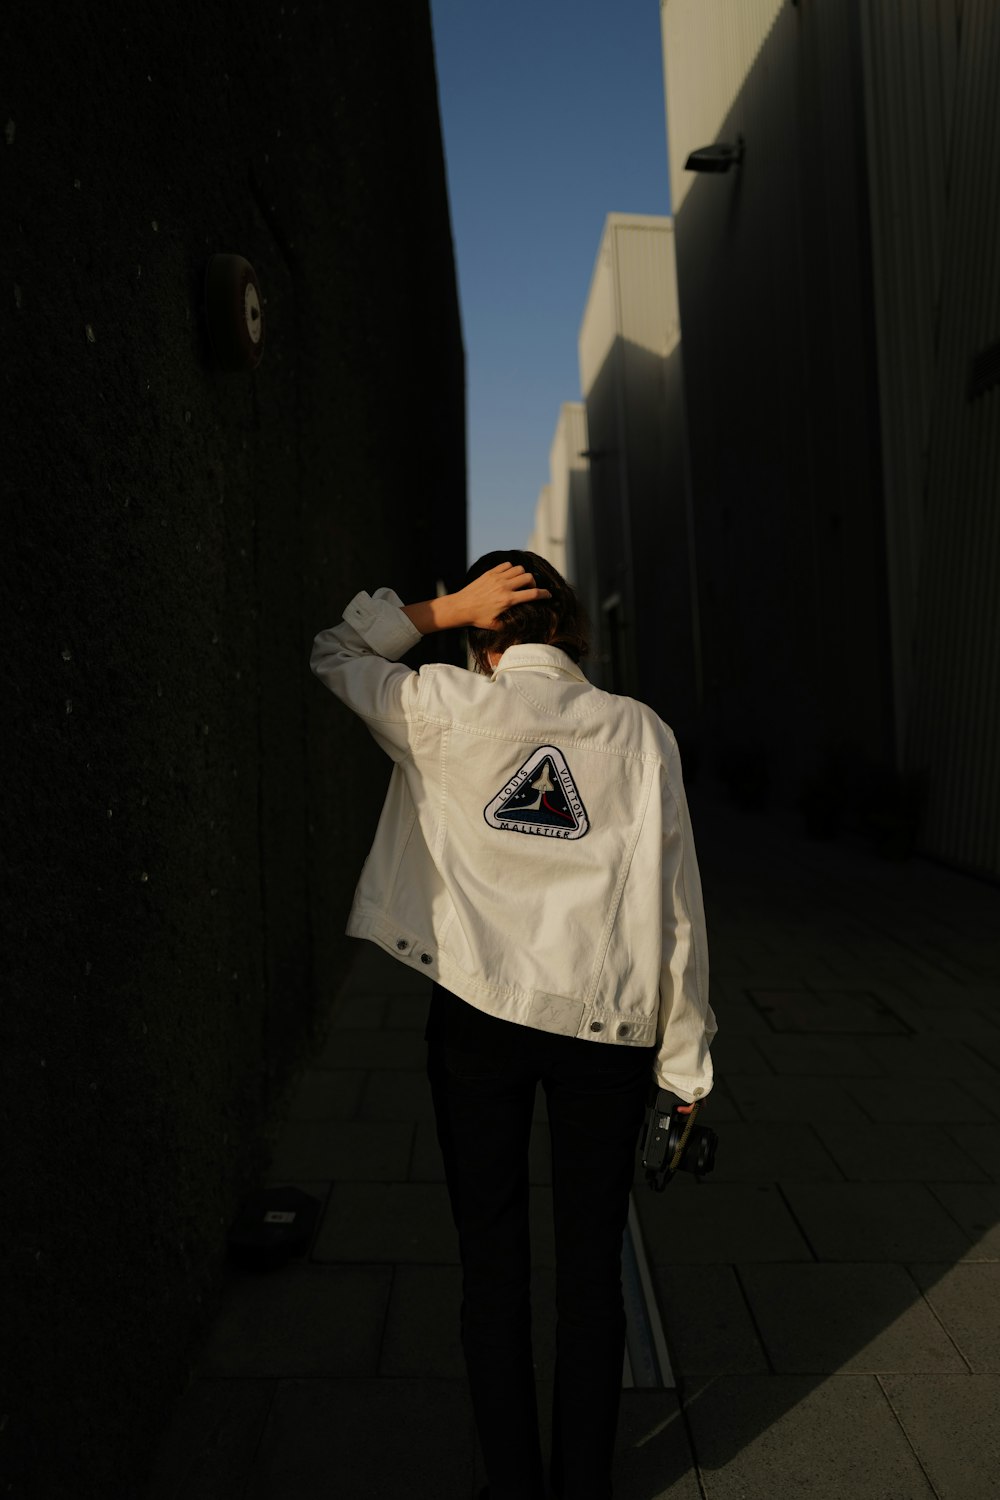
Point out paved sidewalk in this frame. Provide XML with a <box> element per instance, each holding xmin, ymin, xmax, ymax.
<box><xmin>146</xmin><ymin>784</ymin><xmax>1000</xmax><ymax>1499</ymax></box>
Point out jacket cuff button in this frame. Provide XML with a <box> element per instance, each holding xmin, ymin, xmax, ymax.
<box><xmin>589</xmin><ymin>1021</ymin><xmax>604</xmax><ymax>1032</ymax></box>
<box><xmin>396</xmin><ymin>939</ymin><xmax>409</xmax><ymax>951</ymax></box>
<box><xmin>618</xmin><ymin>1024</ymin><xmax>630</xmax><ymax>1037</ymax></box>
<box><xmin>420</xmin><ymin>952</ymin><xmax>433</xmax><ymax>965</ymax></box>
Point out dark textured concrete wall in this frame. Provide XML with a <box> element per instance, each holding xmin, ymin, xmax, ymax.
<box><xmin>0</xmin><ymin>3</ymin><xmax>465</xmax><ymax>1494</ymax></box>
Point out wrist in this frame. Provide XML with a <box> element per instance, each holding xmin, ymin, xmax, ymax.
<box><xmin>401</xmin><ymin>594</ymin><xmax>464</xmax><ymax>634</ymax></box>
<box><xmin>436</xmin><ymin>593</ymin><xmax>466</xmax><ymax>631</ymax></box>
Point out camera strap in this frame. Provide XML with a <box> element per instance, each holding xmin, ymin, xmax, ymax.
<box><xmin>667</xmin><ymin>1101</ymin><xmax>701</xmax><ymax>1172</ymax></box>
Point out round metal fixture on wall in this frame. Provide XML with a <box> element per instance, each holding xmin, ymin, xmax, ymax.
<box><xmin>204</xmin><ymin>253</ymin><xmax>265</xmax><ymax>370</ymax></box>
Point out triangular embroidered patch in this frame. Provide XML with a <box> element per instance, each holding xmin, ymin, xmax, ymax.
<box><xmin>484</xmin><ymin>745</ymin><xmax>589</xmax><ymax>840</ymax></box>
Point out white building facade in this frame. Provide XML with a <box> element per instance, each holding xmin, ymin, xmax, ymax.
<box><xmin>576</xmin><ymin>214</ymin><xmax>701</xmax><ymax>749</ymax></box>
<box><xmin>661</xmin><ymin>0</ymin><xmax>1000</xmax><ymax>876</ymax></box>
<box><xmin>526</xmin><ymin>403</ymin><xmax>591</xmax><ymax>595</ymax></box>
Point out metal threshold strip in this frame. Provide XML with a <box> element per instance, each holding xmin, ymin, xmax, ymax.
<box><xmin>621</xmin><ymin>1193</ymin><xmax>675</xmax><ymax>1388</ymax></box>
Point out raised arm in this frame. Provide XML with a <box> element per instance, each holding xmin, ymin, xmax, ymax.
<box><xmin>310</xmin><ymin>587</ymin><xmax>426</xmax><ymax>761</ymax></box>
<box><xmin>310</xmin><ymin>565</ymin><xmax>551</xmax><ymax>759</ymax></box>
<box><xmin>400</xmin><ymin>561</ymin><xmax>551</xmax><ymax>634</ymax></box>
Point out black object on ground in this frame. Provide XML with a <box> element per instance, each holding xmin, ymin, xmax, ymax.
<box><xmin>226</xmin><ymin>1185</ymin><xmax>321</xmax><ymax>1270</ymax></box>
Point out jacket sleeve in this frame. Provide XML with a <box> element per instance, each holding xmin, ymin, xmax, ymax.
<box><xmin>654</xmin><ymin>736</ymin><xmax>718</xmax><ymax>1102</ymax></box>
<box><xmin>309</xmin><ymin>588</ymin><xmax>425</xmax><ymax>762</ymax></box>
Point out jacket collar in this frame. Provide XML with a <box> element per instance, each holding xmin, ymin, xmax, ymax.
<box><xmin>490</xmin><ymin>643</ymin><xmax>588</xmax><ymax>683</ymax></box>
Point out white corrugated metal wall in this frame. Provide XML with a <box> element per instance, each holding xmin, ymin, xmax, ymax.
<box><xmin>547</xmin><ymin>402</ymin><xmax>588</xmax><ymax>587</ymax></box>
<box><xmin>557</xmin><ymin>402</ymin><xmax>602</xmax><ymax>661</ymax></box>
<box><xmin>662</xmin><ymin>0</ymin><xmax>894</xmax><ymax>803</ymax></box>
<box><xmin>615</xmin><ymin>218</ymin><xmax>699</xmax><ymax>734</ymax></box>
<box><xmin>862</xmin><ymin>0</ymin><xmax>1000</xmax><ymax>877</ymax></box>
<box><xmin>577</xmin><ymin>215</ymin><xmax>699</xmax><ymax>732</ymax></box>
<box><xmin>662</xmin><ymin>0</ymin><xmax>786</xmax><ymax>217</ymax></box>
<box><xmin>578</xmin><ymin>216</ymin><xmax>639</xmax><ymax>695</ymax></box>
<box><xmin>526</xmin><ymin>482</ymin><xmax>553</xmax><ymax>562</ymax></box>
<box><xmin>662</xmin><ymin>0</ymin><xmax>998</xmax><ymax>876</ymax></box>
<box><xmin>525</xmin><ymin>406</ymin><xmax>591</xmax><ymax>589</ymax></box>
<box><xmin>857</xmin><ymin>0</ymin><xmax>960</xmax><ymax>760</ymax></box>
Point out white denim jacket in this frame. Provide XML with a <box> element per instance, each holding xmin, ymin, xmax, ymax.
<box><xmin>310</xmin><ymin>587</ymin><xmax>717</xmax><ymax>1101</ymax></box>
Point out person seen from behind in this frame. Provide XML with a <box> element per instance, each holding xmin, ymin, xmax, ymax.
<box><xmin>310</xmin><ymin>551</ymin><xmax>716</xmax><ymax>1500</ymax></box>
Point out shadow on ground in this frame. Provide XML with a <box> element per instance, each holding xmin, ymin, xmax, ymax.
<box><xmin>146</xmin><ymin>785</ymin><xmax>1000</xmax><ymax>1500</ymax></box>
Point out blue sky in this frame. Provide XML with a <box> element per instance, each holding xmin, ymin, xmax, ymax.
<box><xmin>428</xmin><ymin>0</ymin><xmax>673</xmax><ymax>564</ymax></box>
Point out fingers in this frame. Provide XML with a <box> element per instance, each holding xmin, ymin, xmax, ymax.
<box><xmin>499</xmin><ymin>565</ymin><xmax>546</xmax><ymax>593</ymax></box>
<box><xmin>505</xmin><ymin>583</ymin><xmax>551</xmax><ymax>602</ymax></box>
<box><xmin>480</xmin><ymin>563</ymin><xmax>552</xmax><ymax>606</ymax></box>
<box><xmin>491</xmin><ymin>564</ymin><xmax>536</xmax><ymax>585</ymax></box>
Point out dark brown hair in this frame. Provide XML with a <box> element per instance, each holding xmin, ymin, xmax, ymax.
<box><xmin>464</xmin><ymin>550</ymin><xmax>590</xmax><ymax>674</ymax></box>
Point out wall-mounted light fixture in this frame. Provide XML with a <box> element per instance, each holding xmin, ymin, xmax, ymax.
<box><xmin>684</xmin><ymin>136</ymin><xmax>745</xmax><ymax>173</ymax></box>
<box><xmin>204</xmin><ymin>253</ymin><xmax>265</xmax><ymax>371</ymax></box>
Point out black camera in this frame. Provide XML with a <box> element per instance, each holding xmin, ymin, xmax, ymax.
<box><xmin>640</xmin><ymin>1086</ymin><xmax>718</xmax><ymax>1191</ymax></box>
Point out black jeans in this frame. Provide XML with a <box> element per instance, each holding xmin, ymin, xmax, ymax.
<box><xmin>424</xmin><ymin>983</ymin><xmax>656</xmax><ymax>1500</ymax></box>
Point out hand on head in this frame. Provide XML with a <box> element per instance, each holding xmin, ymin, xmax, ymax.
<box><xmin>453</xmin><ymin>561</ymin><xmax>552</xmax><ymax>631</ymax></box>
